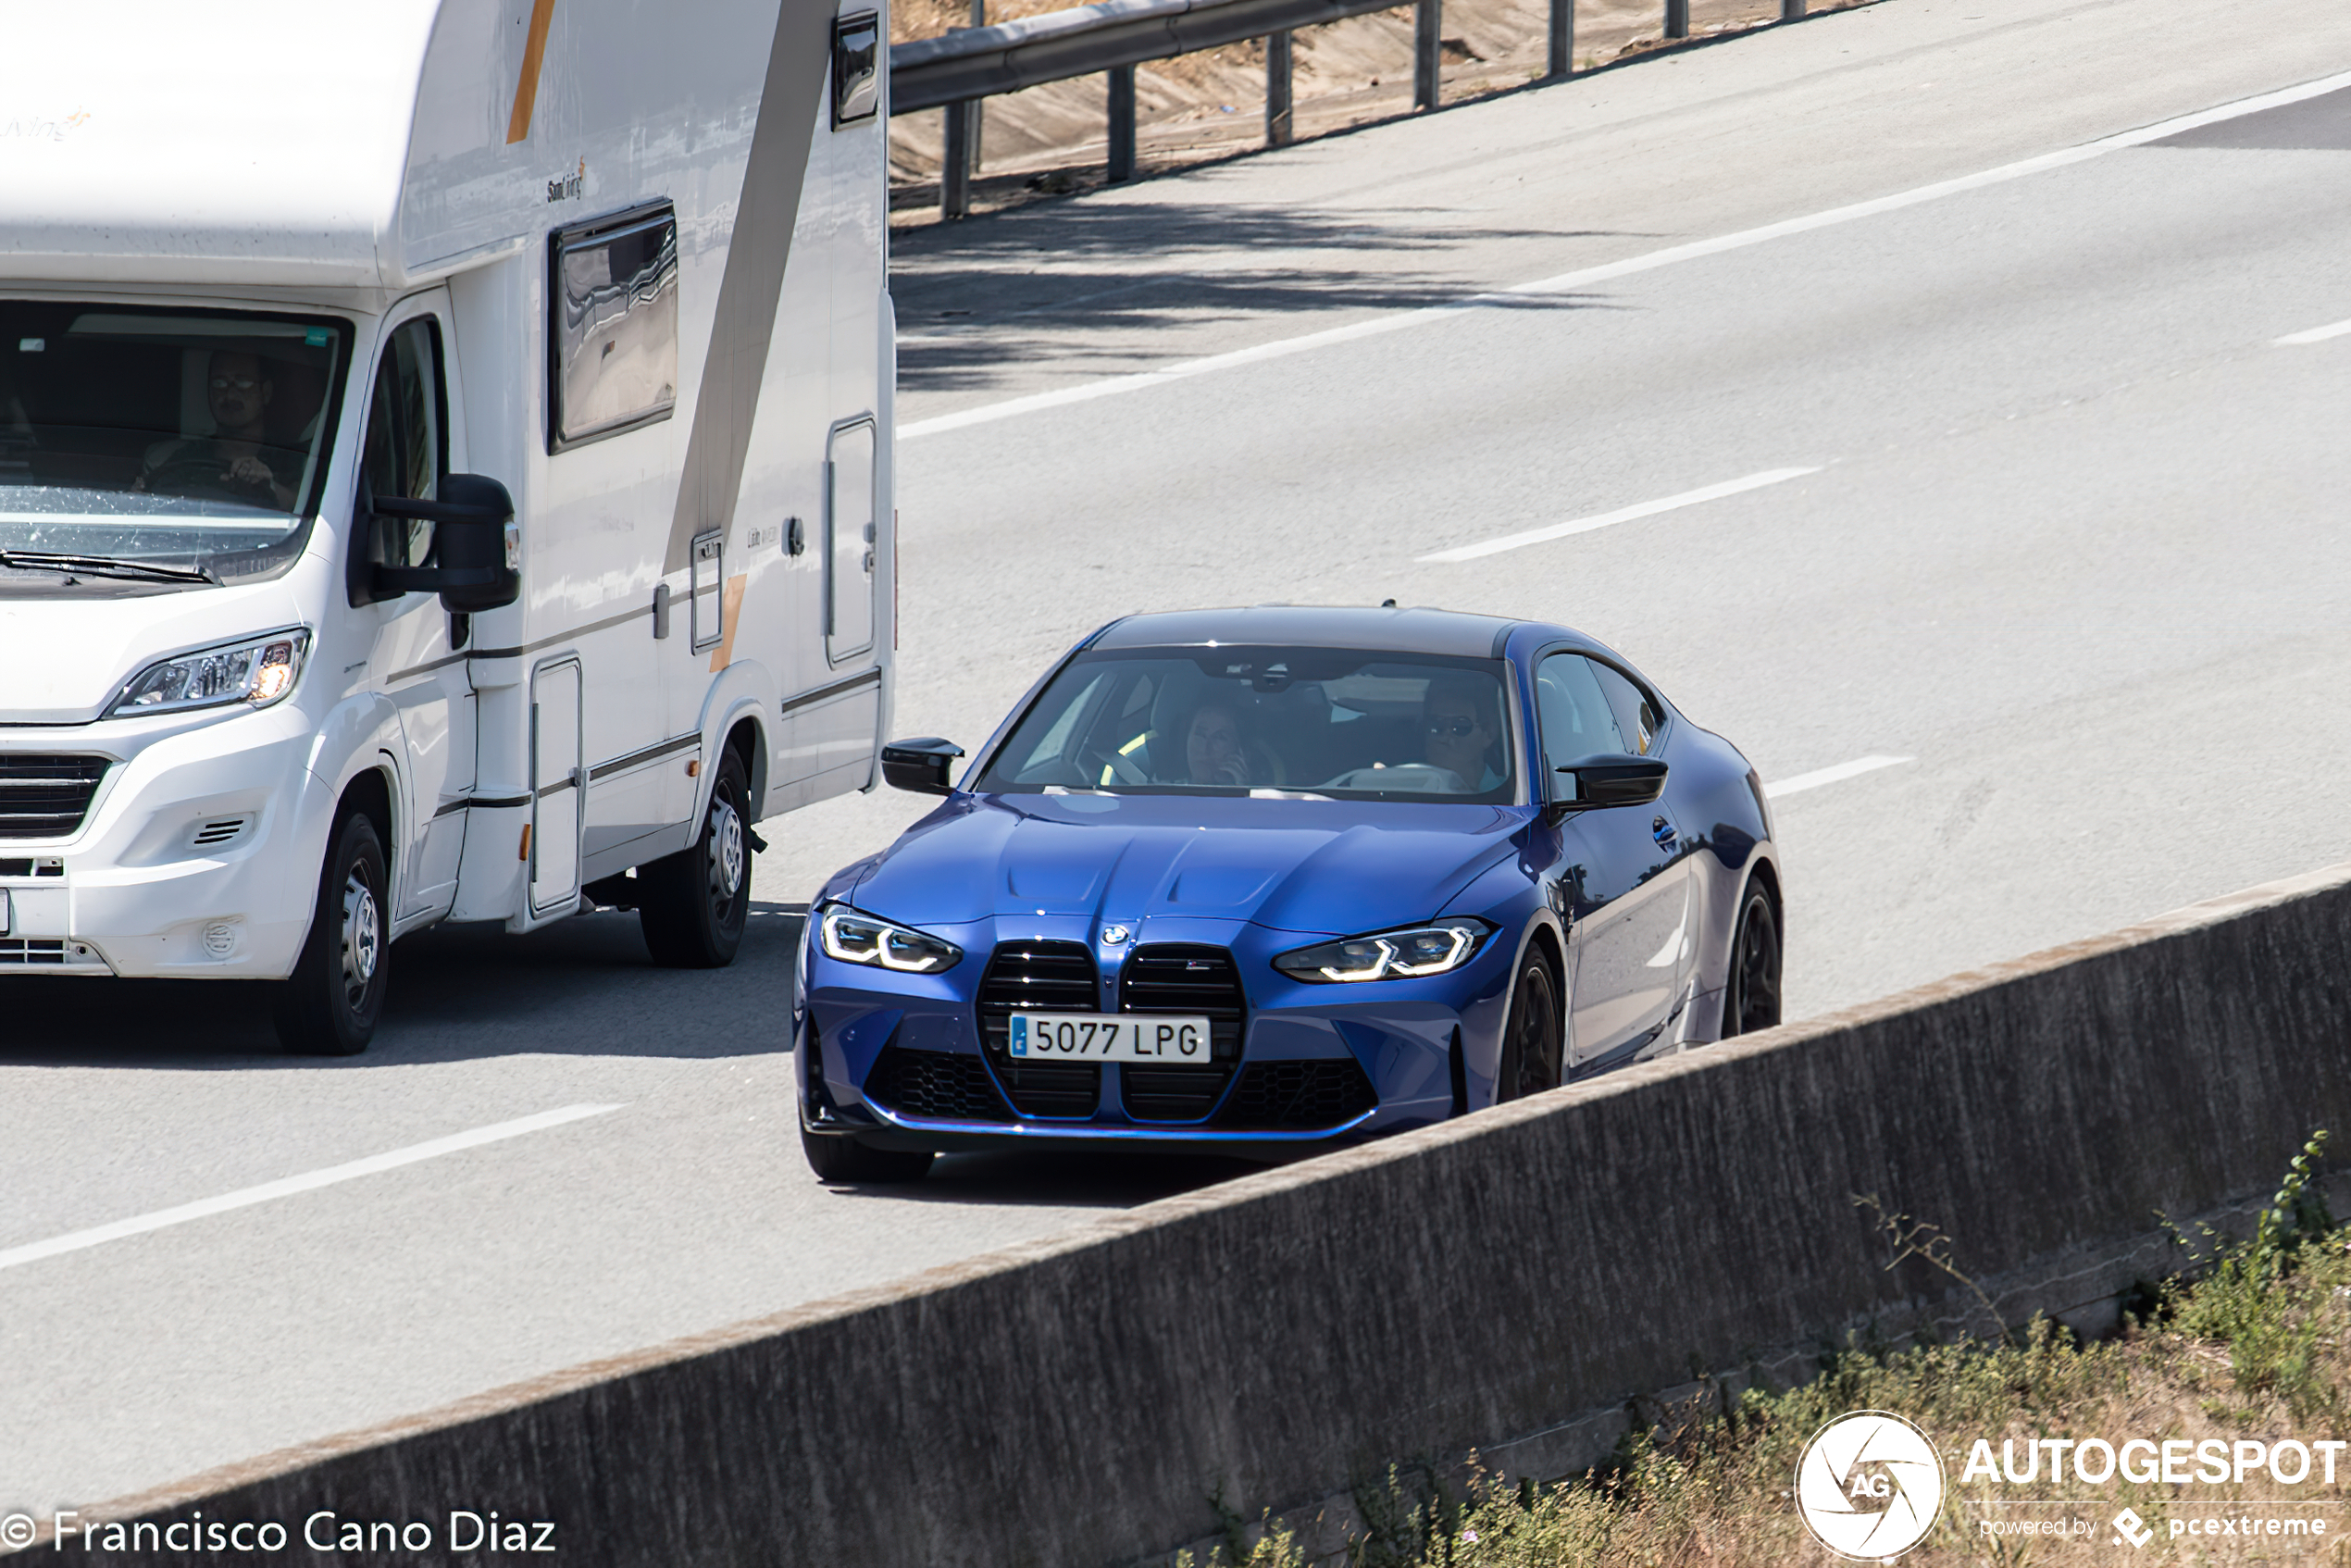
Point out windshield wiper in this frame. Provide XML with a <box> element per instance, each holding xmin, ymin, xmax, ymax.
<box><xmin>0</xmin><ymin>550</ymin><xmax>216</xmax><ymax>585</ymax></box>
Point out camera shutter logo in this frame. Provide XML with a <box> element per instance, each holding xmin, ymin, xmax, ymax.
<box><xmin>1795</xmin><ymin>1412</ymin><xmax>1945</xmax><ymax>1560</ymax></box>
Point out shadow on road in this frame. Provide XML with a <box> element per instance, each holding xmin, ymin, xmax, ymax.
<box><xmin>891</xmin><ymin>194</ymin><xmax>1641</xmax><ymax>394</ymax></box>
<box><xmin>0</xmin><ymin>904</ymin><xmax>806</xmax><ymax>1068</ymax></box>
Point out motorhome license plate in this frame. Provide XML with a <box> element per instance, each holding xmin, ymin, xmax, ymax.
<box><xmin>1009</xmin><ymin>1014</ymin><xmax>1213</xmax><ymax>1064</ymax></box>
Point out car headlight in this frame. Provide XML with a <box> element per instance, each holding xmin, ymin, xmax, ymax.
<box><xmin>817</xmin><ymin>905</ymin><xmax>963</xmax><ymax>975</ymax></box>
<box><xmin>107</xmin><ymin>628</ymin><xmax>311</xmax><ymax>717</ymax></box>
<box><xmin>1273</xmin><ymin>917</ymin><xmax>1495</xmax><ymax>983</ymax></box>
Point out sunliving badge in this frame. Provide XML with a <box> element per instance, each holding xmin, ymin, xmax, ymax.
<box><xmin>546</xmin><ymin>156</ymin><xmax>585</xmax><ymax>203</ymax></box>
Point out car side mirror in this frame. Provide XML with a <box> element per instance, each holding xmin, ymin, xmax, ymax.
<box><xmin>1549</xmin><ymin>753</ymin><xmax>1668</xmax><ymax>815</ymax></box>
<box><xmin>881</xmin><ymin>737</ymin><xmax>964</xmax><ymax>795</ymax></box>
<box><xmin>366</xmin><ymin>475</ymin><xmax>521</xmax><ymax>613</ymax></box>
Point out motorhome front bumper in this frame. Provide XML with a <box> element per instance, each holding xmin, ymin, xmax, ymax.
<box><xmin>0</xmin><ymin>705</ymin><xmax>321</xmax><ymax>978</ymax></box>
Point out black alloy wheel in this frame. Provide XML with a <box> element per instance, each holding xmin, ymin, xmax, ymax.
<box><xmin>1494</xmin><ymin>951</ymin><xmax>1564</xmax><ymax>1103</ymax></box>
<box><xmin>800</xmin><ymin>1123</ymin><xmax>935</xmax><ymax>1184</ymax></box>
<box><xmin>274</xmin><ymin>811</ymin><xmax>391</xmax><ymax>1056</ymax></box>
<box><xmin>1722</xmin><ymin>881</ymin><xmax>1784</xmax><ymax>1038</ymax></box>
<box><xmin>640</xmin><ymin>748</ymin><xmax>753</xmax><ymax>968</ymax></box>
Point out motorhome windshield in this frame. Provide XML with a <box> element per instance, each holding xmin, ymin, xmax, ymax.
<box><xmin>0</xmin><ymin>304</ymin><xmax>349</xmax><ymax>590</ymax></box>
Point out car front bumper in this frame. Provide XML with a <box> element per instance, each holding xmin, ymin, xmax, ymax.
<box><xmin>797</xmin><ymin>911</ymin><xmax>1515</xmax><ymax>1155</ymax></box>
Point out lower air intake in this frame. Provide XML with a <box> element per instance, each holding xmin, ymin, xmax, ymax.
<box><xmin>1215</xmin><ymin>1058</ymin><xmax>1377</xmax><ymax>1130</ymax></box>
<box><xmin>863</xmin><ymin>1045</ymin><xmax>1012</xmax><ymax>1123</ymax></box>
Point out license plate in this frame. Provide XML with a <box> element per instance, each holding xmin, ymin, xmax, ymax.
<box><xmin>0</xmin><ymin>889</ymin><xmax>8</xmax><ymax>936</ymax></box>
<box><xmin>1009</xmin><ymin>1014</ymin><xmax>1213</xmax><ymax>1064</ymax></box>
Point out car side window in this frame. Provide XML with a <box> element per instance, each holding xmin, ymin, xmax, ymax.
<box><xmin>1588</xmin><ymin>661</ymin><xmax>1663</xmax><ymax>756</ymax></box>
<box><xmin>359</xmin><ymin>317</ymin><xmax>444</xmax><ymax>571</ymax></box>
<box><xmin>1535</xmin><ymin>653</ymin><xmax>1628</xmax><ymax>780</ymax></box>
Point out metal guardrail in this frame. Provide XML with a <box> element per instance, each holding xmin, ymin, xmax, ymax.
<box><xmin>892</xmin><ymin>0</ymin><xmax>1808</xmax><ymax>217</ymax></box>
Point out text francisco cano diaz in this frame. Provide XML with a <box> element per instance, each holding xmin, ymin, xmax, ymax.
<box><xmin>32</xmin><ymin>1507</ymin><xmax>555</xmax><ymax>1555</ymax></box>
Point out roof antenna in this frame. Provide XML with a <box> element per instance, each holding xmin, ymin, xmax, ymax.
<box><xmin>1380</xmin><ymin>598</ymin><xmax>1398</xmax><ymax>608</ymax></box>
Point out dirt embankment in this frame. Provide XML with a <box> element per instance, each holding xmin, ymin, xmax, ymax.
<box><xmin>888</xmin><ymin>0</ymin><xmax>1812</xmax><ymax>217</ymax></box>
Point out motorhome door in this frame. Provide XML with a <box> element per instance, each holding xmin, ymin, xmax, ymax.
<box><xmin>353</xmin><ymin>292</ymin><xmax>475</xmax><ymax>922</ymax></box>
<box><xmin>826</xmin><ymin>419</ymin><xmax>876</xmax><ymax>665</ymax></box>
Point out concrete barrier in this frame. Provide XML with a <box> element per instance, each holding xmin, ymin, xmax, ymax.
<box><xmin>44</xmin><ymin>861</ymin><xmax>2351</xmax><ymax>1566</ymax></box>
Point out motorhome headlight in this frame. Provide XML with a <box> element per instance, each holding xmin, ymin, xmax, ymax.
<box><xmin>1273</xmin><ymin>917</ymin><xmax>1494</xmax><ymax>983</ymax></box>
<box><xmin>817</xmin><ymin>905</ymin><xmax>963</xmax><ymax>975</ymax></box>
<box><xmin>108</xmin><ymin>629</ymin><xmax>311</xmax><ymax>717</ymax></box>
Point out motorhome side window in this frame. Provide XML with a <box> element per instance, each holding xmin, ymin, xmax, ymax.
<box><xmin>832</xmin><ymin>13</ymin><xmax>880</xmax><ymax>126</ymax></box>
<box><xmin>358</xmin><ymin>317</ymin><xmax>446</xmax><ymax>572</ymax></box>
<box><xmin>549</xmin><ymin>205</ymin><xmax>678</xmax><ymax>452</ymax></box>
<box><xmin>0</xmin><ymin>303</ymin><xmax>350</xmax><ymax>591</ymax></box>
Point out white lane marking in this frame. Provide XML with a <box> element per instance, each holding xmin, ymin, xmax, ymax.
<box><xmin>0</xmin><ymin>1104</ymin><xmax>623</xmax><ymax>1275</ymax></box>
<box><xmin>2275</xmin><ymin>318</ymin><xmax>2351</xmax><ymax>347</ymax></box>
<box><xmin>1417</xmin><ymin>467</ymin><xmax>1821</xmax><ymax>563</ymax></box>
<box><xmin>899</xmin><ymin>67</ymin><xmax>2351</xmax><ymax>442</ymax></box>
<box><xmin>1766</xmin><ymin>756</ymin><xmax>1913</xmax><ymax>799</ymax></box>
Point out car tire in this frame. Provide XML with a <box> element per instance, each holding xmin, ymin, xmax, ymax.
<box><xmin>273</xmin><ymin>811</ymin><xmax>391</xmax><ymax>1056</ymax></box>
<box><xmin>1721</xmin><ymin>879</ymin><xmax>1783</xmax><ymax>1038</ymax></box>
<box><xmin>801</xmin><ymin>1123</ymin><xmax>935</xmax><ymax>1184</ymax></box>
<box><xmin>1494</xmin><ymin>947</ymin><xmax>1564</xmax><ymax>1103</ymax></box>
<box><xmin>640</xmin><ymin>748</ymin><xmax>753</xmax><ymax>968</ymax></box>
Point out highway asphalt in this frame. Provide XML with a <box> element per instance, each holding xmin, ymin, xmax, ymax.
<box><xmin>7</xmin><ymin>0</ymin><xmax>2351</xmax><ymax>1519</ymax></box>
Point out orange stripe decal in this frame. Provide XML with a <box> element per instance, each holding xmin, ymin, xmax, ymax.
<box><xmin>506</xmin><ymin>0</ymin><xmax>559</xmax><ymax>145</ymax></box>
<box><xmin>709</xmin><ymin>574</ymin><xmax>750</xmax><ymax>673</ymax></box>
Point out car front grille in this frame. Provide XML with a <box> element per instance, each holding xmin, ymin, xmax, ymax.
<box><xmin>862</xmin><ymin>1044</ymin><xmax>1012</xmax><ymax>1123</ymax></box>
<box><xmin>1118</xmin><ymin>943</ymin><xmax>1244</xmax><ymax>1122</ymax></box>
<box><xmin>0</xmin><ymin>939</ymin><xmax>68</xmax><ymax>965</ymax></box>
<box><xmin>0</xmin><ymin>756</ymin><xmax>107</xmax><ymax>840</ymax></box>
<box><xmin>977</xmin><ymin>940</ymin><xmax>1102</xmax><ymax>1117</ymax></box>
<box><xmin>1215</xmin><ymin>1058</ymin><xmax>1377</xmax><ymax>1130</ymax></box>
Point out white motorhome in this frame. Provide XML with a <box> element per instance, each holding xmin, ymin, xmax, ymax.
<box><xmin>0</xmin><ymin>0</ymin><xmax>894</xmax><ymax>1051</ymax></box>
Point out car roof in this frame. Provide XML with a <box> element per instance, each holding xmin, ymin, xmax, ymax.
<box><xmin>1088</xmin><ymin>604</ymin><xmax>1526</xmax><ymax>659</ymax></box>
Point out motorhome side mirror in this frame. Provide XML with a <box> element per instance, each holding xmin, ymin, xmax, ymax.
<box><xmin>369</xmin><ymin>475</ymin><xmax>521</xmax><ymax>613</ymax></box>
<box><xmin>880</xmin><ymin>737</ymin><xmax>963</xmax><ymax>795</ymax></box>
<box><xmin>1549</xmin><ymin>753</ymin><xmax>1668</xmax><ymax>813</ymax></box>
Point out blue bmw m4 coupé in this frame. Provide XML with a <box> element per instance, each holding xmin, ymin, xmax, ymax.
<box><xmin>797</xmin><ymin>605</ymin><xmax>1782</xmax><ymax>1182</ymax></box>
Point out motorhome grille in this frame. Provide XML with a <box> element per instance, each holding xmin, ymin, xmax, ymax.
<box><xmin>192</xmin><ymin>817</ymin><xmax>248</xmax><ymax>848</ymax></box>
<box><xmin>1118</xmin><ymin>944</ymin><xmax>1244</xmax><ymax>1121</ymax></box>
<box><xmin>862</xmin><ymin>1046</ymin><xmax>1012</xmax><ymax>1123</ymax></box>
<box><xmin>977</xmin><ymin>940</ymin><xmax>1101</xmax><ymax>1116</ymax></box>
<box><xmin>0</xmin><ymin>939</ymin><xmax>67</xmax><ymax>965</ymax></box>
<box><xmin>1215</xmin><ymin>1058</ymin><xmax>1377</xmax><ymax>1130</ymax></box>
<box><xmin>0</xmin><ymin>756</ymin><xmax>107</xmax><ymax>840</ymax></box>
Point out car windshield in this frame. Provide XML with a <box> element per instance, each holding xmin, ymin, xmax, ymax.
<box><xmin>976</xmin><ymin>647</ymin><xmax>1521</xmax><ymax>803</ymax></box>
<box><xmin>0</xmin><ymin>303</ymin><xmax>350</xmax><ymax>591</ymax></box>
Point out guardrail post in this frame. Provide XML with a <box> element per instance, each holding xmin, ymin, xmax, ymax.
<box><xmin>1547</xmin><ymin>0</ymin><xmax>1573</xmax><ymax>76</ymax></box>
<box><xmin>1107</xmin><ymin>64</ymin><xmax>1138</xmax><ymax>181</ymax></box>
<box><xmin>1664</xmin><ymin>0</ymin><xmax>1687</xmax><ymax>37</ymax></box>
<box><xmin>1265</xmin><ymin>31</ymin><xmax>1294</xmax><ymax>146</ymax></box>
<box><xmin>1413</xmin><ymin>0</ymin><xmax>1441</xmax><ymax>110</ymax></box>
<box><xmin>968</xmin><ymin>0</ymin><xmax>988</xmax><ymax>168</ymax></box>
<box><xmin>941</xmin><ymin>100</ymin><xmax>973</xmax><ymax>219</ymax></box>
<box><xmin>1781</xmin><ymin>0</ymin><xmax>1805</xmax><ymax>17</ymax></box>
